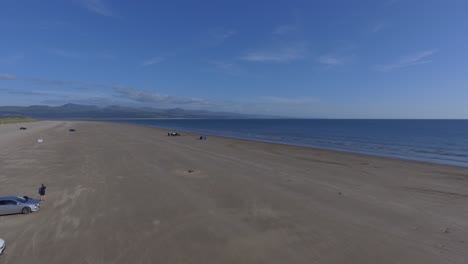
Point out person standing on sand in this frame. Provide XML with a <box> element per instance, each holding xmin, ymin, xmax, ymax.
<box><xmin>39</xmin><ymin>184</ymin><xmax>46</xmax><ymax>201</ymax></box>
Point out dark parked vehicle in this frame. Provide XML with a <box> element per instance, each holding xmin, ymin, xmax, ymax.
<box><xmin>69</xmin><ymin>129</ymin><xmax>76</xmax><ymax>132</ymax></box>
<box><xmin>0</xmin><ymin>196</ymin><xmax>40</xmax><ymax>215</ymax></box>
<box><xmin>19</xmin><ymin>127</ymin><xmax>27</xmax><ymax>130</ymax></box>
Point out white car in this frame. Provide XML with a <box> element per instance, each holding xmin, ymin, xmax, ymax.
<box><xmin>0</xmin><ymin>196</ymin><xmax>40</xmax><ymax>215</ymax></box>
<box><xmin>0</xmin><ymin>238</ymin><xmax>5</xmax><ymax>255</ymax></box>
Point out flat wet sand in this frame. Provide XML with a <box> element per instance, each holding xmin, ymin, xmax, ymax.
<box><xmin>0</xmin><ymin>121</ymin><xmax>467</xmax><ymax>263</ymax></box>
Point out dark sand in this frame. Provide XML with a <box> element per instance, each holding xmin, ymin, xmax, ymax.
<box><xmin>0</xmin><ymin>121</ymin><xmax>467</xmax><ymax>263</ymax></box>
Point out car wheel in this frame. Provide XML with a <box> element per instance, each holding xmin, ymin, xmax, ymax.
<box><xmin>22</xmin><ymin>207</ymin><xmax>31</xmax><ymax>214</ymax></box>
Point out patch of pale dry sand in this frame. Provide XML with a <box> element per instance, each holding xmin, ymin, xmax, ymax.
<box><xmin>0</xmin><ymin>121</ymin><xmax>467</xmax><ymax>264</ymax></box>
<box><xmin>0</xmin><ymin>121</ymin><xmax>64</xmax><ymax>148</ymax></box>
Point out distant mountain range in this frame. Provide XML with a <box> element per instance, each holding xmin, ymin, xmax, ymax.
<box><xmin>0</xmin><ymin>104</ymin><xmax>274</xmax><ymax>119</ymax></box>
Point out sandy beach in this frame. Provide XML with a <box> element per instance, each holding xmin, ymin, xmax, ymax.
<box><xmin>0</xmin><ymin>121</ymin><xmax>467</xmax><ymax>263</ymax></box>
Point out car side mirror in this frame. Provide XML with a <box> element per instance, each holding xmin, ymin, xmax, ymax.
<box><xmin>17</xmin><ymin>202</ymin><xmax>21</xmax><ymax>205</ymax></box>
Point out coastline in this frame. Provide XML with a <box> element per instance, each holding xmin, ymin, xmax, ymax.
<box><xmin>18</xmin><ymin>119</ymin><xmax>467</xmax><ymax>169</ymax></box>
<box><xmin>1</xmin><ymin>121</ymin><xmax>467</xmax><ymax>263</ymax></box>
<box><xmin>108</xmin><ymin>119</ymin><xmax>468</xmax><ymax>168</ymax></box>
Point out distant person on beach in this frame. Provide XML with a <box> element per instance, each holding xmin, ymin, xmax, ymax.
<box><xmin>38</xmin><ymin>184</ymin><xmax>46</xmax><ymax>201</ymax></box>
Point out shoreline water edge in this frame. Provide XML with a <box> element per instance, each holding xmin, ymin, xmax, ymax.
<box><xmin>108</xmin><ymin>119</ymin><xmax>468</xmax><ymax>168</ymax></box>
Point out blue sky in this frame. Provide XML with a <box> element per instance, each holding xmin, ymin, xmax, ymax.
<box><xmin>0</xmin><ymin>0</ymin><xmax>467</xmax><ymax>118</ymax></box>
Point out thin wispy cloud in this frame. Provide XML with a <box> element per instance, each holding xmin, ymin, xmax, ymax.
<box><xmin>30</xmin><ymin>78</ymin><xmax>70</xmax><ymax>86</ymax></box>
<box><xmin>0</xmin><ymin>73</ymin><xmax>16</xmax><ymax>80</ymax></box>
<box><xmin>0</xmin><ymin>88</ymin><xmax>50</xmax><ymax>96</ymax></box>
<box><xmin>241</xmin><ymin>24</ymin><xmax>305</xmax><ymax>63</ymax></box>
<box><xmin>317</xmin><ymin>55</ymin><xmax>344</xmax><ymax>66</ymax></box>
<box><xmin>207</xmin><ymin>60</ymin><xmax>243</xmax><ymax>75</ymax></box>
<box><xmin>385</xmin><ymin>0</ymin><xmax>400</xmax><ymax>7</ymax></box>
<box><xmin>260</xmin><ymin>96</ymin><xmax>319</xmax><ymax>104</ymax></box>
<box><xmin>372</xmin><ymin>23</ymin><xmax>385</xmax><ymax>33</ymax></box>
<box><xmin>25</xmin><ymin>78</ymin><xmax>110</xmax><ymax>91</ymax></box>
<box><xmin>376</xmin><ymin>49</ymin><xmax>438</xmax><ymax>72</ymax></box>
<box><xmin>204</xmin><ymin>29</ymin><xmax>237</xmax><ymax>46</ymax></box>
<box><xmin>113</xmin><ymin>86</ymin><xmax>208</xmax><ymax>105</ymax></box>
<box><xmin>273</xmin><ymin>25</ymin><xmax>297</xmax><ymax>35</ymax></box>
<box><xmin>0</xmin><ymin>53</ymin><xmax>24</xmax><ymax>64</ymax></box>
<box><xmin>0</xmin><ymin>85</ymin><xmax>103</xmax><ymax>99</ymax></box>
<box><xmin>215</xmin><ymin>96</ymin><xmax>322</xmax><ymax>117</ymax></box>
<box><xmin>49</xmin><ymin>48</ymin><xmax>83</xmax><ymax>59</ymax></box>
<box><xmin>209</xmin><ymin>61</ymin><xmax>235</xmax><ymax>70</ymax></box>
<box><xmin>78</xmin><ymin>0</ymin><xmax>115</xmax><ymax>17</ymax></box>
<box><xmin>41</xmin><ymin>97</ymin><xmax>117</xmax><ymax>106</ymax></box>
<box><xmin>2</xmin><ymin>74</ymin><xmax>76</xmax><ymax>86</ymax></box>
<box><xmin>97</xmin><ymin>51</ymin><xmax>116</xmax><ymax>60</ymax></box>
<box><xmin>37</xmin><ymin>20</ymin><xmax>68</xmax><ymax>30</ymax></box>
<box><xmin>142</xmin><ymin>57</ymin><xmax>165</xmax><ymax>67</ymax></box>
<box><xmin>49</xmin><ymin>49</ymin><xmax>115</xmax><ymax>60</ymax></box>
<box><xmin>241</xmin><ymin>43</ymin><xmax>307</xmax><ymax>63</ymax></box>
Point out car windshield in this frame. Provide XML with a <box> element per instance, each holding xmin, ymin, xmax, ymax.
<box><xmin>14</xmin><ymin>197</ymin><xmax>26</xmax><ymax>203</ymax></box>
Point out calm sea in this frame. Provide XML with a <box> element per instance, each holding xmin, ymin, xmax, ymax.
<box><xmin>114</xmin><ymin>119</ymin><xmax>468</xmax><ymax>167</ymax></box>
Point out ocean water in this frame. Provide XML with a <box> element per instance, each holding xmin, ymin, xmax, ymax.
<box><xmin>114</xmin><ymin>119</ymin><xmax>468</xmax><ymax>167</ymax></box>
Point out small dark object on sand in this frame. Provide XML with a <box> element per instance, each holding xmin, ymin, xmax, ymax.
<box><xmin>69</xmin><ymin>129</ymin><xmax>76</xmax><ymax>132</ymax></box>
<box><xmin>19</xmin><ymin>127</ymin><xmax>27</xmax><ymax>130</ymax></box>
<box><xmin>187</xmin><ymin>170</ymin><xmax>194</xmax><ymax>173</ymax></box>
<box><xmin>338</xmin><ymin>192</ymin><xmax>342</xmax><ymax>195</ymax></box>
